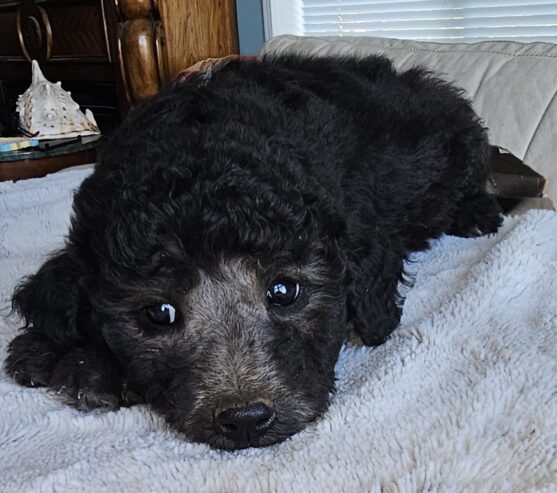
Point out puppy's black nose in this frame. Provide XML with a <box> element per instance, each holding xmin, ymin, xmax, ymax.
<box><xmin>215</xmin><ymin>402</ymin><xmax>276</xmax><ymax>442</ymax></box>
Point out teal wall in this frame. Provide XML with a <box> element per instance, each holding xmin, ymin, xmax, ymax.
<box><xmin>236</xmin><ymin>0</ymin><xmax>266</xmax><ymax>55</ymax></box>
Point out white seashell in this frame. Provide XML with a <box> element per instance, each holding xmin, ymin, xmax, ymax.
<box><xmin>16</xmin><ymin>60</ymin><xmax>101</xmax><ymax>139</ymax></box>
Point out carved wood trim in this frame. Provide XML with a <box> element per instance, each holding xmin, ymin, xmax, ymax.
<box><xmin>119</xmin><ymin>17</ymin><xmax>161</xmax><ymax>103</ymax></box>
<box><xmin>115</xmin><ymin>0</ymin><xmax>163</xmax><ymax>105</ymax></box>
<box><xmin>118</xmin><ymin>0</ymin><xmax>153</xmax><ymax>18</ymax></box>
<box><xmin>16</xmin><ymin>4</ymin><xmax>53</xmax><ymax>62</ymax></box>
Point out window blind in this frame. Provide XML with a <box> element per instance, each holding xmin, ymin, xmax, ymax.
<box><xmin>296</xmin><ymin>0</ymin><xmax>557</xmax><ymax>43</ymax></box>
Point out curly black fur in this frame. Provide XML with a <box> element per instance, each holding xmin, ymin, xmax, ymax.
<box><xmin>4</xmin><ymin>55</ymin><xmax>502</xmax><ymax>449</ymax></box>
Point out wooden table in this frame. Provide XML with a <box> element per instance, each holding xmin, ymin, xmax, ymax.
<box><xmin>0</xmin><ymin>140</ymin><xmax>97</xmax><ymax>181</ymax></box>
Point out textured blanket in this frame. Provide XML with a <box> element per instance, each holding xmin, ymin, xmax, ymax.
<box><xmin>0</xmin><ymin>169</ymin><xmax>556</xmax><ymax>492</ymax></box>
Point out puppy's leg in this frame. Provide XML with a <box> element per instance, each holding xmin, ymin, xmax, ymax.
<box><xmin>449</xmin><ymin>190</ymin><xmax>503</xmax><ymax>237</ymax></box>
<box><xmin>49</xmin><ymin>346</ymin><xmax>139</xmax><ymax>411</ymax></box>
<box><xmin>5</xmin><ymin>331</ymin><xmax>137</xmax><ymax>410</ymax></box>
<box><xmin>5</xmin><ymin>250</ymin><xmax>140</xmax><ymax>410</ymax></box>
<box><xmin>347</xmin><ymin>248</ymin><xmax>404</xmax><ymax>346</ymax></box>
<box><xmin>5</xmin><ymin>329</ymin><xmax>60</xmax><ymax>388</ymax></box>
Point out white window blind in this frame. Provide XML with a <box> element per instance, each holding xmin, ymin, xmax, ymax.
<box><xmin>269</xmin><ymin>0</ymin><xmax>557</xmax><ymax>43</ymax></box>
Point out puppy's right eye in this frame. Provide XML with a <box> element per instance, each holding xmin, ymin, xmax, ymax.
<box><xmin>145</xmin><ymin>303</ymin><xmax>177</xmax><ymax>325</ymax></box>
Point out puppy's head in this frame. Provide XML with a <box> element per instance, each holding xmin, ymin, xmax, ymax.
<box><xmin>74</xmin><ymin>193</ymin><xmax>347</xmax><ymax>449</ymax></box>
<box><xmin>61</xmin><ymin>79</ymin><xmax>349</xmax><ymax>449</ymax></box>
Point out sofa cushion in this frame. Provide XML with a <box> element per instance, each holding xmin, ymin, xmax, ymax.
<box><xmin>261</xmin><ymin>35</ymin><xmax>557</xmax><ymax>204</ymax></box>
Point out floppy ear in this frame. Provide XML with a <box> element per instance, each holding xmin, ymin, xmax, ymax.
<box><xmin>11</xmin><ymin>249</ymin><xmax>90</xmax><ymax>348</ymax></box>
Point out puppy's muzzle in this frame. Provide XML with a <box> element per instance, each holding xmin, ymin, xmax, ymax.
<box><xmin>214</xmin><ymin>402</ymin><xmax>277</xmax><ymax>444</ymax></box>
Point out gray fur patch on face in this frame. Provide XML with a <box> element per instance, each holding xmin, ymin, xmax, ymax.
<box><xmin>163</xmin><ymin>253</ymin><xmax>344</xmax><ymax>446</ymax></box>
<box><xmin>183</xmin><ymin>257</ymin><xmax>287</xmax><ymax>412</ymax></box>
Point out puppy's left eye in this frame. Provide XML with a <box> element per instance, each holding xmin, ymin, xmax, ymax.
<box><xmin>266</xmin><ymin>280</ymin><xmax>300</xmax><ymax>306</ymax></box>
<box><xmin>145</xmin><ymin>303</ymin><xmax>177</xmax><ymax>325</ymax></box>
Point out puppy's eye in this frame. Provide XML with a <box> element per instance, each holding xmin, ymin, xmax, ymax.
<box><xmin>266</xmin><ymin>280</ymin><xmax>300</xmax><ymax>306</ymax></box>
<box><xmin>145</xmin><ymin>303</ymin><xmax>177</xmax><ymax>325</ymax></box>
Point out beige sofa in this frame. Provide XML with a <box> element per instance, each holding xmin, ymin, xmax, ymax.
<box><xmin>261</xmin><ymin>35</ymin><xmax>557</xmax><ymax>208</ymax></box>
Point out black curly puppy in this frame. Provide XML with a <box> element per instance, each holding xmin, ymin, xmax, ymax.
<box><xmin>5</xmin><ymin>55</ymin><xmax>502</xmax><ymax>449</ymax></box>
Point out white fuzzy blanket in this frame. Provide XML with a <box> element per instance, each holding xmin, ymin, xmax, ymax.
<box><xmin>0</xmin><ymin>169</ymin><xmax>556</xmax><ymax>492</ymax></box>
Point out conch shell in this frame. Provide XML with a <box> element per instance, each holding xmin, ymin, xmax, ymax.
<box><xmin>17</xmin><ymin>60</ymin><xmax>101</xmax><ymax>139</ymax></box>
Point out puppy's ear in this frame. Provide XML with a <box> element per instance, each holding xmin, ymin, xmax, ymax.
<box><xmin>12</xmin><ymin>249</ymin><xmax>90</xmax><ymax>348</ymax></box>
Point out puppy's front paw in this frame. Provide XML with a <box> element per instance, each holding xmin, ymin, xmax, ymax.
<box><xmin>50</xmin><ymin>348</ymin><xmax>134</xmax><ymax>411</ymax></box>
<box><xmin>4</xmin><ymin>330</ymin><xmax>59</xmax><ymax>387</ymax></box>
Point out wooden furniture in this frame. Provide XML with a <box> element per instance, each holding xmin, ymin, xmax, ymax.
<box><xmin>0</xmin><ymin>139</ymin><xmax>97</xmax><ymax>181</ymax></box>
<box><xmin>116</xmin><ymin>0</ymin><xmax>238</xmax><ymax>106</ymax></box>
<box><xmin>0</xmin><ymin>0</ymin><xmax>238</xmax><ymax>131</ymax></box>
